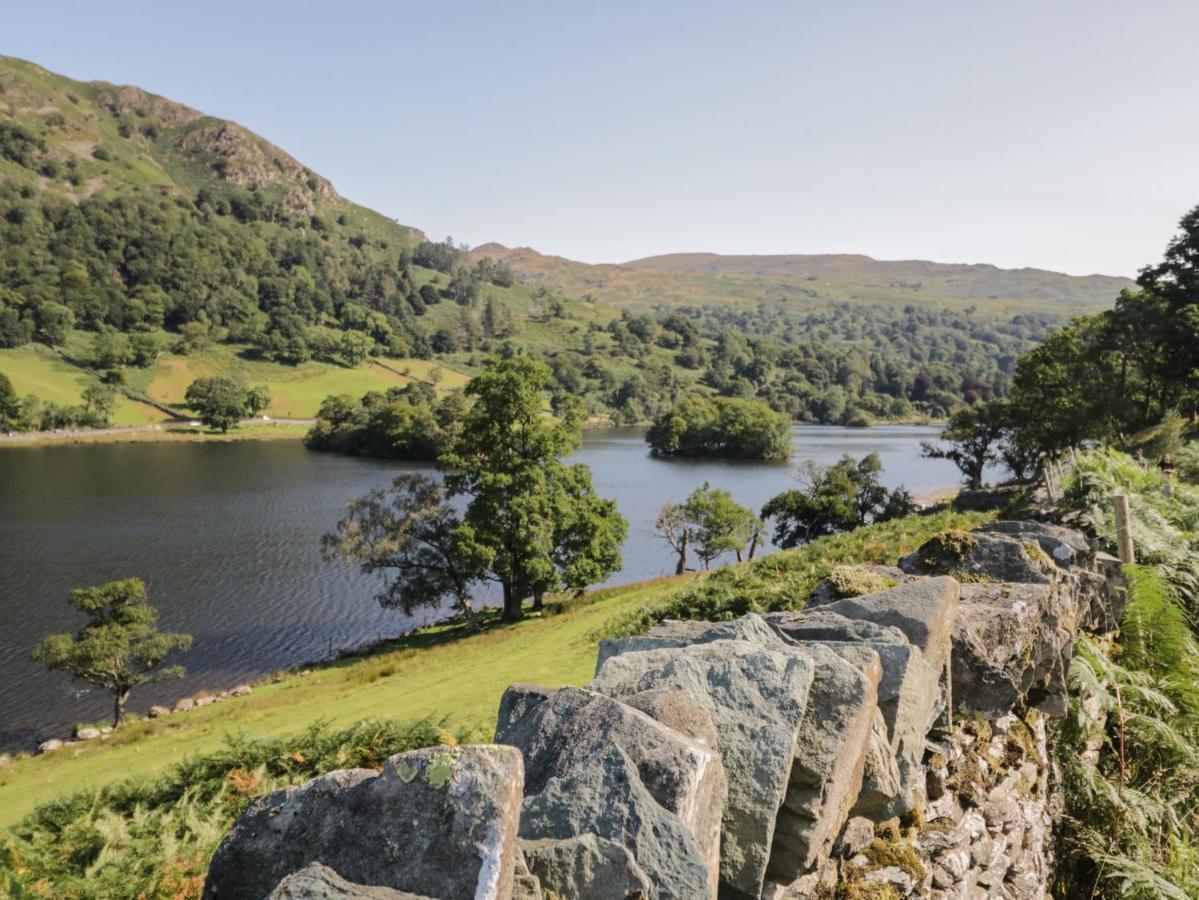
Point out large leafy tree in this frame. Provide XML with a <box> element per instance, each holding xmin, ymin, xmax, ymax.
<box><xmin>440</xmin><ymin>357</ymin><xmax>626</xmax><ymax>619</ymax></box>
<box><xmin>32</xmin><ymin>579</ymin><xmax>192</xmax><ymax>727</ymax></box>
<box><xmin>184</xmin><ymin>376</ymin><xmax>270</xmax><ymax>432</ymax></box>
<box><xmin>322</xmin><ymin>473</ymin><xmax>490</xmax><ymax>631</ymax></box>
<box><xmin>762</xmin><ymin>453</ymin><xmax>914</xmax><ymax>548</ymax></box>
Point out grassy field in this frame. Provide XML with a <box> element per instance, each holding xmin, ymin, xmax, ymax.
<box><xmin>0</xmin><ymin>345</ymin><xmax>170</xmax><ymax>427</ymax></box>
<box><xmin>0</xmin><ymin>576</ymin><xmax>683</xmax><ymax>831</ymax></box>
<box><xmin>0</xmin><ymin>338</ymin><xmax>475</xmax><ymax>426</ymax></box>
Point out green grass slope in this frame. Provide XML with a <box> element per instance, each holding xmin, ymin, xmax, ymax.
<box><xmin>0</xmin><ymin>507</ymin><xmax>985</xmax><ymax>832</ymax></box>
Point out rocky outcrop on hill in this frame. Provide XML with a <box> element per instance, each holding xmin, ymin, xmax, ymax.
<box><xmin>205</xmin><ymin>520</ymin><xmax>1119</xmax><ymax>899</ymax></box>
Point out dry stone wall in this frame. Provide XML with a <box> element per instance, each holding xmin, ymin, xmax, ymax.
<box><xmin>203</xmin><ymin>519</ymin><xmax>1119</xmax><ymax>899</ymax></box>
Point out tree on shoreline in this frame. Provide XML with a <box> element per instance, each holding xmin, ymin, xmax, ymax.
<box><xmin>325</xmin><ymin>357</ymin><xmax>628</xmax><ymax>623</ymax></box>
<box><xmin>323</xmin><ymin>473</ymin><xmax>489</xmax><ymax>631</ymax></box>
<box><xmin>32</xmin><ymin>579</ymin><xmax>192</xmax><ymax>728</ymax></box>
<box><xmin>921</xmin><ymin>401</ymin><xmax>1005</xmax><ymax>489</ymax></box>
<box><xmin>762</xmin><ymin>454</ymin><xmax>914</xmax><ymax>548</ymax></box>
<box><xmin>655</xmin><ymin>483</ymin><xmax>763</xmax><ymax>572</ymax></box>
<box><xmin>185</xmin><ymin>377</ymin><xmax>271</xmax><ymax>432</ymax></box>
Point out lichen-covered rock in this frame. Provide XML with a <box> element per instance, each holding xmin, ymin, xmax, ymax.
<box><xmin>900</xmin><ymin>531</ymin><xmax>1056</xmax><ymax>585</ymax></box>
<box><xmin>202</xmin><ymin>745</ymin><xmax>523</xmax><ymax>900</ymax></box>
<box><xmin>592</xmin><ymin>638</ymin><xmax>815</xmax><ymax>898</ymax></box>
<box><xmin>979</xmin><ymin>520</ymin><xmax>1091</xmax><ymax>567</ymax></box>
<box><xmin>495</xmin><ymin>685</ymin><xmax>725</xmax><ymax>893</ymax></box>
<box><xmin>768</xmin><ymin>642</ymin><xmax>881</xmax><ymax>880</ymax></box>
<box><xmin>266</xmin><ymin>863</ymin><xmax>429</xmax><ymax>899</ymax></box>
<box><xmin>520</xmin><ymin>835</ymin><xmax>653</xmax><ymax>900</ymax></box>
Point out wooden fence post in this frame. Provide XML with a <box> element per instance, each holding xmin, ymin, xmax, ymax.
<box><xmin>1043</xmin><ymin>467</ymin><xmax>1056</xmax><ymax>502</ymax></box>
<box><xmin>1114</xmin><ymin>494</ymin><xmax>1135</xmax><ymax>565</ymax></box>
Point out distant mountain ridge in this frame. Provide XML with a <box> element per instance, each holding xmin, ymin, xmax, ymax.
<box><xmin>469</xmin><ymin>244</ymin><xmax>1133</xmax><ymax>314</ymax></box>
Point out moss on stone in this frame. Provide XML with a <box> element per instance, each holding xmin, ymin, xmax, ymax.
<box><xmin>1020</xmin><ymin>539</ymin><xmax>1055</xmax><ymax>572</ymax></box>
<box><xmin>873</xmin><ymin>817</ymin><xmax>902</xmax><ymax>843</ymax></box>
<box><xmin>918</xmin><ymin>531</ymin><xmax>980</xmax><ymax>570</ymax></box>
<box><xmin>864</xmin><ymin>837</ymin><xmax>927</xmax><ymax>883</ymax></box>
<box><xmin>827</xmin><ymin>565</ymin><xmax>898</xmax><ymax>600</ymax></box>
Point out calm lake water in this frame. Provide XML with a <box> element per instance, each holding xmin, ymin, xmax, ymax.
<box><xmin>0</xmin><ymin>425</ymin><xmax>971</xmax><ymax>750</ymax></box>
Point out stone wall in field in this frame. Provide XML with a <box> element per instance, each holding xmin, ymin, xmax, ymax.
<box><xmin>202</xmin><ymin>518</ymin><xmax>1121</xmax><ymax>900</ymax></box>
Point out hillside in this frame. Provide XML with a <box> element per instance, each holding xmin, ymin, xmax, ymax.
<box><xmin>0</xmin><ymin>56</ymin><xmax>1125</xmax><ymax>429</ymax></box>
<box><xmin>468</xmin><ymin>244</ymin><xmax>1132</xmax><ymax>315</ymax></box>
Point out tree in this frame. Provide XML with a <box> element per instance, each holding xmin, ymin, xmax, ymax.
<box><xmin>184</xmin><ymin>376</ymin><xmax>259</xmax><ymax>432</ymax></box>
<box><xmin>762</xmin><ymin>453</ymin><xmax>914</xmax><ymax>548</ymax></box>
<box><xmin>655</xmin><ymin>502</ymin><xmax>693</xmax><ymax>575</ymax></box>
<box><xmin>323</xmin><ymin>474</ymin><xmax>489</xmax><ymax>631</ymax></box>
<box><xmin>655</xmin><ymin>484</ymin><xmax>761</xmax><ymax>572</ymax></box>
<box><xmin>81</xmin><ymin>382</ymin><xmax>117</xmax><ymax>425</ymax></box>
<box><xmin>245</xmin><ymin>385</ymin><xmax>272</xmax><ymax>417</ymax></box>
<box><xmin>921</xmin><ymin>401</ymin><xmax>1005</xmax><ymax>489</ymax></box>
<box><xmin>91</xmin><ymin>330</ymin><xmax>133</xmax><ymax>369</ymax></box>
<box><xmin>0</xmin><ymin>373</ymin><xmax>21</xmax><ymax>431</ymax></box>
<box><xmin>34</xmin><ymin>301</ymin><xmax>74</xmax><ymax>346</ymax></box>
<box><xmin>440</xmin><ymin>357</ymin><xmax>626</xmax><ymax>620</ymax></box>
<box><xmin>686</xmin><ymin>483</ymin><xmax>761</xmax><ymax>568</ymax></box>
<box><xmin>32</xmin><ymin>579</ymin><xmax>192</xmax><ymax>727</ymax></box>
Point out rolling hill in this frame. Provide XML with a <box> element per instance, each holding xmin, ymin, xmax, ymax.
<box><xmin>0</xmin><ymin>56</ymin><xmax>1132</xmax><ymax>429</ymax></box>
<box><xmin>467</xmin><ymin>244</ymin><xmax>1133</xmax><ymax>315</ymax></box>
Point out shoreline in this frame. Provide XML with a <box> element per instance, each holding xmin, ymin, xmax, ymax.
<box><xmin>2</xmin><ymin>416</ymin><xmax>946</xmax><ymax>449</ymax></box>
<box><xmin>0</xmin><ymin>419</ymin><xmax>313</xmax><ymax>448</ymax></box>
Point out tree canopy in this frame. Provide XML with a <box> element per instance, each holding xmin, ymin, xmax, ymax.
<box><xmin>761</xmin><ymin>454</ymin><xmax>915</xmax><ymax>548</ymax></box>
<box><xmin>646</xmin><ymin>395</ymin><xmax>792</xmax><ymax>459</ymax></box>
<box><xmin>32</xmin><ymin>578</ymin><xmax>192</xmax><ymax>727</ymax></box>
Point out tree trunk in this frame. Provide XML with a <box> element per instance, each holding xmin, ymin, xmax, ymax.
<box><xmin>532</xmin><ymin>593</ymin><xmax>544</xmax><ymax>612</ymax></box>
<box><xmin>113</xmin><ymin>689</ymin><xmax>130</xmax><ymax>729</ymax></box>
<box><xmin>748</xmin><ymin>533</ymin><xmax>760</xmax><ymax>560</ymax></box>
<box><xmin>501</xmin><ymin>582</ymin><xmax>523</xmax><ymax>622</ymax></box>
<box><xmin>674</xmin><ymin>534</ymin><xmax>687</xmax><ymax>576</ymax></box>
<box><xmin>458</xmin><ymin>594</ymin><xmax>480</xmax><ymax>633</ymax></box>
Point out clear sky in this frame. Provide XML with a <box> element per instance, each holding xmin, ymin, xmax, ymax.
<box><xmin>3</xmin><ymin>0</ymin><xmax>1197</xmax><ymax>276</ymax></box>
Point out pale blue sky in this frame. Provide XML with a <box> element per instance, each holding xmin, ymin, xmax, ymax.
<box><xmin>3</xmin><ymin>0</ymin><xmax>1197</xmax><ymax>276</ymax></box>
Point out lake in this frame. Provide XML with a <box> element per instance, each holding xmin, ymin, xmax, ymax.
<box><xmin>0</xmin><ymin>425</ymin><xmax>970</xmax><ymax>750</ymax></box>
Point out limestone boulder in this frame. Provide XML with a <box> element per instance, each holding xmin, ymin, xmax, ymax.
<box><xmin>520</xmin><ymin>835</ymin><xmax>653</xmax><ymax>900</ymax></box>
<box><xmin>592</xmin><ymin>638</ymin><xmax>815</xmax><ymax>898</ymax></box>
<box><xmin>767</xmin><ymin>610</ymin><xmax>942</xmax><ymax>818</ymax></box>
<box><xmin>203</xmin><ymin>745</ymin><xmax>523</xmax><ymax>900</ymax></box>
<box><xmin>807</xmin><ymin>576</ymin><xmax>959</xmax><ymax>676</ymax></box>
<box><xmin>494</xmin><ymin>684</ymin><xmax>725</xmax><ymax>894</ymax></box>
<box><xmin>595</xmin><ymin>613</ymin><xmax>782</xmax><ymax>673</ymax></box>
